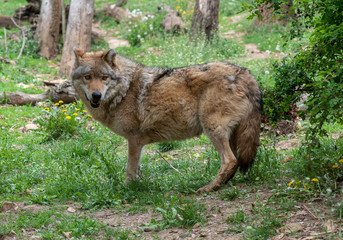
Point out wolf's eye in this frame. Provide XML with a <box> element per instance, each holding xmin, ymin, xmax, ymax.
<box><xmin>84</xmin><ymin>75</ymin><xmax>91</xmax><ymax>80</ymax></box>
<box><xmin>102</xmin><ymin>76</ymin><xmax>109</xmax><ymax>81</ymax></box>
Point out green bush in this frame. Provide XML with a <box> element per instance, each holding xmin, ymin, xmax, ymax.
<box><xmin>35</xmin><ymin>101</ymin><xmax>92</xmax><ymax>141</ymax></box>
<box><xmin>245</xmin><ymin>0</ymin><xmax>343</xmax><ymax>134</ymax></box>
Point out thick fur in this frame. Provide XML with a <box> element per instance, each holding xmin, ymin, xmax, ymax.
<box><xmin>71</xmin><ymin>49</ymin><xmax>262</xmax><ymax>192</ymax></box>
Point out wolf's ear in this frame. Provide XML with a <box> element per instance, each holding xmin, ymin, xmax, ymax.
<box><xmin>103</xmin><ymin>49</ymin><xmax>116</xmax><ymax>67</ymax></box>
<box><xmin>73</xmin><ymin>47</ymin><xmax>85</xmax><ymax>66</ymax></box>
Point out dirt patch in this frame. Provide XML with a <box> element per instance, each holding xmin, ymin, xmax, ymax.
<box><xmin>93</xmin><ymin>21</ymin><xmax>130</xmax><ymax>49</ymax></box>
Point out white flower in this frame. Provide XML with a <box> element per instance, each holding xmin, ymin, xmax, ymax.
<box><xmin>266</xmin><ymin>50</ymin><xmax>271</xmax><ymax>54</ymax></box>
<box><xmin>128</xmin><ymin>29</ymin><xmax>131</xmax><ymax>32</ymax></box>
<box><xmin>137</xmin><ymin>34</ymin><xmax>141</xmax><ymax>38</ymax></box>
<box><xmin>265</xmin><ymin>71</ymin><xmax>270</xmax><ymax>74</ymax></box>
<box><xmin>276</xmin><ymin>44</ymin><xmax>280</xmax><ymax>51</ymax></box>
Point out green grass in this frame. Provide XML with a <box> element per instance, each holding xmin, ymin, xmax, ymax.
<box><xmin>0</xmin><ymin>0</ymin><xmax>27</xmax><ymax>16</ymax></box>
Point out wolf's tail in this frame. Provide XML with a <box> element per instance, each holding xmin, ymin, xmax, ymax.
<box><xmin>235</xmin><ymin>83</ymin><xmax>263</xmax><ymax>172</ymax></box>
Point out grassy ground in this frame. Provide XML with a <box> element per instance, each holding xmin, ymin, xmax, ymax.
<box><xmin>1</xmin><ymin>0</ymin><xmax>342</xmax><ymax>239</ymax></box>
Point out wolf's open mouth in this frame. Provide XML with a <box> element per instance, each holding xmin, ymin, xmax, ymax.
<box><xmin>90</xmin><ymin>101</ymin><xmax>100</xmax><ymax>108</ymax></box>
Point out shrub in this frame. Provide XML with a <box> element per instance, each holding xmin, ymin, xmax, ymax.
<box><xmin>35</xmin><ymin>101</ymin><xmax>92</xmax><ymax>140</ymax></box>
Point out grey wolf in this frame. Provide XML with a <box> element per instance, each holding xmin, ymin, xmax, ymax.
<box><xmin>71</xmin><ymin>48</ymin><xmax>262</xmax><ymax>193</ymax></box>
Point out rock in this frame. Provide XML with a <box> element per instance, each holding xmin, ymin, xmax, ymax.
<box><xmin>161</xmin><ymin>13</ymin><xmax>186</xmax><ymax>33</ymax></box>
<box><xmin>104</xmin><ymin>5</ymin><xmax>130</xmax><ymax>23</ymax></box>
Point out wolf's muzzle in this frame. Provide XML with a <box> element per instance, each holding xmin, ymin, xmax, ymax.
<box><xmin>90</xmin><ymin>91</ymin><xmax>102</xmax><ymax>108</ymax></box>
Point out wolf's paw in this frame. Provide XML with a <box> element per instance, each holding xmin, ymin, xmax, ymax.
<box><xmin>197</xmin><ymin>182</ymin><xmax>221</xmax><ymax>193</ymax></box>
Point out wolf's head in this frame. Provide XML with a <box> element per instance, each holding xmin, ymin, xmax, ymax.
<box><xmin>71</xmin><ymin>48</ymin><xmax>120</xmax><ymax>108</ymax></box>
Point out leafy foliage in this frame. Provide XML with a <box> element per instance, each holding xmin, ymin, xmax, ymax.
<box><xmin>246</xmin><ymin>0</ymin><xmax>343</xmax><ymax>134</ymax></box>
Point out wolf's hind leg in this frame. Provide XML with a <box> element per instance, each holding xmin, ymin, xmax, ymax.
<box><xmin>197</xmin><ymin>126</ymin><xmax>238</xmax><ymax>193</ymax></box>
<box><xmin>125</xmin><ymin>135</ymin><xmax>143</xmax><ymax>182</ymax></box>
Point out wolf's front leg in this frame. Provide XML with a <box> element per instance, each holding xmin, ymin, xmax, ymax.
<box><xmin>125</xmin><ymin>135</ymin><xmax>143</xmax><ymax>181</ymax></box>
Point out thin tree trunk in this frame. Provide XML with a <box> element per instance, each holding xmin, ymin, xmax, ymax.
<box><xmin>59</xmin><ymin>0</ymin><xmax>94</xmax><ymax>77</ymax></box>
<box><xmin>190</xmin><ymin>0</ymin><xmax>220</xmax><ymax>40</ymax></box>
<box><xmin>35</xmin><ymin>0</ymin><xmax>61</xmax><ymax>59</ymax></box>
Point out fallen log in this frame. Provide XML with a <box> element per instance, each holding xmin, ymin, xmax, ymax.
<box><xmin>0</xmin><ymin>81</ymin><xmax>79</xmax><ymax>106</ymax></box>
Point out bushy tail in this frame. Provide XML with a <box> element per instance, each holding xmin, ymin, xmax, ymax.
<box><xmin>236</xmin><ymin>87</ymin><xmax>263</xmax><ymax>172</ymax></box>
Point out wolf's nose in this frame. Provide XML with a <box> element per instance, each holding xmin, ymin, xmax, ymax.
<box><xmin>92</xmin><ymin>91</ymin><xmax>102</xmax><ymax>102</ymax></box>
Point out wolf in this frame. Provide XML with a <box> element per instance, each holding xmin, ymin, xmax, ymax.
<box><xmin>71</xmin><ymin>48</ymin><xmax>262</xmax><ymax>193</ymax></box>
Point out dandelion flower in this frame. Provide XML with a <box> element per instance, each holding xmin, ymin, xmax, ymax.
<box><xmin>58</xmin><ymin>100</ymin><xmax>64</xmax><ymax>104</ymax></box>
<box><xmin>62</xmin><ymin>109</ymin><xmax>67</xmax><ymax>112</ymax></box>
<box><xmin>73</xmin><ymin>102</ymin><xmax>76</xmax><ymax>105</ymax></box>
<box><xmin>73</xmin><ymin>113</ymin><xmax>78</xmax><ymax>116</ymax></box>
<box><xmin>66</xmin><ymin>116</ymin><xmax>71</xmax><ymax>120</ymax></box>
<box><xmin>76</xmin><ymin>108</ymin><xmax>80</xmax><ymax>111</ymax></box>
<box><xmin>44</xmin><ymin>107</ymin><xmax>50</xmax><ymax>112</ymax></box>
<box><xmin>201</xmin><ymin>61</ymin><xmax>204</xmax><ymax>64</ymax></box>
<box><xmin>332</xmin><ymin>164</ymin><xmax>338</xmax><ymax>168</ymax></box>
<box><xmin>66</xmin><ymin>106</ymin><xmax>69</xmax><ymax>108</ymax></box>
<box><xmin>183</xmin><ymin>11</ymin><xmax>186</xmax><ymax>15</ymax></box>
<box><xmin>88</xmin><ymin>115</ymin><xmax>92</xmax><ymax>118</ymax></box>
<box><xmin>176</xmin><ymin>6</ymin><xmax>180</xmax><ymax>10</ymax></box>
<box><xmin>339</xmin><ymin>159</ymin><xmax>343</xmax><ymax>163</ymax></box>
<box><xmin>54</xmin><ymin>103</ymin><xmax>60</xmax><ymax>106</ymax></box>
<box><xmin>288</xmin><ymin>181</ymin><xmax>294</xmax><ymax>187</ymax></box>
<box><xmin>83</xmin><ymin>110</ymin><xmax>87</xmax><ymax>113</ymax></box>
<box><xmin>64</xmin><ymin>113</ymin><xmax>67</xmax><ymax>115</ymax></box>
<box><xmin>311</xmin><ymin>178</ymin><xmax>319</xmax><ymax>182</ymax></box>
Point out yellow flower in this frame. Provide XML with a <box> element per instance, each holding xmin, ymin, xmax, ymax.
<box><xmin>288</xmin><ymin>181</ymin><xmax>294</xmax><ymax>187</ymax></box>
<box><xmin>58</xmin><ymin>100</ymin><xmax>64</xmax><ymax>104</ymax></box>
<box><xmin>66</xmin><ymin>116</ymin><xmax>71</xmax><ymax>120</ymax></box>
<box><xmin>201</xmin><ymin>61</ymin><xmax>204</xmax><ymax>64</ymax></box>
<box><xmin>64</xmin><ymin>113</ymin><xmax>67</xmax><ymax>115</ymax></box>
<box><xmin>83</xmin><ymin>110</ymin><xmax>87</xmax><ymax>113</ymax></box>
<box><xmin>311</xmin><ymin>178</ymin><xmax>319</xmax><ymax>182</ymax></box>
<box><xmin>304</xmin><ymin>183</ymin><xmax>308</xmax><ymax>190</ymax></box>
<box><xmin>54</xmin><ymin>103</ymin><xmax>60</xmax><ymax>106</ymax></box>
<box><xmin>66</xmin><ymin>106</ymin><xmax>69</xmax><ymax>108</ymax></box>
<box><xmin>183</xmin><ymin>11</ymin><xmax>186</xmax><ymax>15</ymax></box>
<box><xmin>88</xmin><ymin>115</ymin><xmax>92</xmax><ymax>118</ymax></box>
<box><xmin>76</xmin><ymin>108</ymin><xmax>80</xmax><ymax>111</ymax></box>
<box><xmin>62</xmin><ymin>109</ymin><xmax>67</xmax><ymax>112</ymax></box>
<box><xmin>176</xmin><ymin>6</ymin><xmax>180</xmax><ymax>10</ymax></box>
<box><xmin>73</xmin><ymin>113</ymin><xmax>78</xmax><ymax>116</ymax></box>
<box><xmin>73</xmin><ymin>102</ymin><xmax>76</xmax><ymax>105</ymax></box>
<box><xmin>339</xmin><ymin>159</ymin><xmax>343</xmax><ymax>163</ymax></box>
<box><xmin>180</xmin><ymin>9</ymin><xmax>183</xmax><ymax>12</ymax></box>
<box><xmin>332</xmin><ymin>164</ymin><xmax>338</xmax><ymax>168</ymax></box>
<box><xmin>44</xmin><ymin>107</ymin><xmax>50</xmax><ymax>112</ymax></box>
<box><xmin>60</xmin><ymin>105</ymin><xmax>65</xmax><ymax>108</ymax></box>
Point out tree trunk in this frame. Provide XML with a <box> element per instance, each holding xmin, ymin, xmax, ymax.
<box><xmin>59</xmin><ymin>0</ymin><xmax>94</xmax><ymax>78</ymax></box>
<box><xmin>190</xmin><ymin>0</ymin><xmax>220</xmax><ymax>40</ymax></box>
<box><xmin>35</xmin><ymin>0</ymin><xmax>61</xmax><ymax>59</ymax></box>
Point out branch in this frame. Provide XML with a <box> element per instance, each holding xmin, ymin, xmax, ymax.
<box><xmin>156</xmin><ymin>150</ymin><xmax>184</xmax><ymax>176</ymax></box>
<box><xmin>10</xmin><ymin>17</ymin><xmax>26</xmax><ymax>62</ymax></box>
<box><xmin>4</xmin><ymin>28</ymin><xmax>8</xmax><ymax>57</ymax></box>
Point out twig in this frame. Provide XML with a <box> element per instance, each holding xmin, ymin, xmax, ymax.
<box><xmin>0</xmin><ymin>57</ymin><xmax>16</xmax><ymax>65</ymax></box>
<box><xmin>10</xmin><ymin>17</ymin><xmax>26</xmax><ymax>62</ymax></box>
<box><xmin>303</xmin><ymin>204</ymin><xmax>319</xmax><ymax>220</ymax></box>
<box><xmin>156</xmin><ymin>150</ymin><xmax>184</xmax><ymax>176</ymax></box>
<box><xmin>4</xmin><ymin>28</ymin><xmax>8</xmax><ymax>57</ymax></box>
